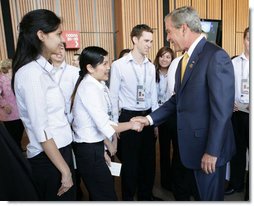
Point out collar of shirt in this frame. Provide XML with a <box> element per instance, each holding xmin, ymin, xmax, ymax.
<box><xmin>51</xmin><ymin>61</ymin><xmax>66</xmax><ymax>75</ymax></box>
<box><xmin>125</xmin><ymin>52</ymin><xmax>150</xmax><ymax>65</ymax></box>
<box><xmin>239</xmin><ymin>53</ymin><xmax>249</xmax><ymax>61</ymax></box>
<box><xmin>186</xmin><ymin>34</ymin><xmax>205</xmax><ymax>57</ymax></box>
<box><xmin>36</xmin><ymin>55</ymin><xmax>54</xmax><ymax>74</ymax></box>
<box><xmin>85</xmin><ymin>74</ymin><xmax>104</xmax><ymax>90</ymax></box>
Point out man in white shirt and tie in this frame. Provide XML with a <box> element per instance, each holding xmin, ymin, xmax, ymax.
<box><xmin>110</xmin><ymin>24</ymin><xmax>158</xmax><ymax>201</ymax></box>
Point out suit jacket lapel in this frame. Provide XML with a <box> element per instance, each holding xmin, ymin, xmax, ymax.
<box><xmin>179</xmin><ymin>37</ymin><xmax>207</xmax><ymax>94</ymax></box>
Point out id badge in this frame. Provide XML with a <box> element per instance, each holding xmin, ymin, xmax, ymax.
<box><xmin>241</xmin><ymin>79</ymin><xmax>249</xmax><ymax>95</ymax></box>
<box><xmin>136</xmin><ymin>85</ymin><xmax>145</xmax><ymax>107</ymax></box>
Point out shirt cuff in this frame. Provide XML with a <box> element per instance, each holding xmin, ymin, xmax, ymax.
<box><xmin>146</xmin><ymin>115</ymin><xmax>154</xmax><ymax>125</ymax></box>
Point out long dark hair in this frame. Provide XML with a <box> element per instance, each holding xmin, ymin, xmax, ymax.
<box><xmin>154</xmin><ymin>46</ymin><xmax>175</xmax><ymax>83</ymax></box>
<box><xmin>70</xmin><ymin>46</ymin><xmax>108</xmax><ymax>111</ymax></box>
<box><xmin>12</xmin><ymin>9</ymin><xmax>61</xmax><ymax>90</ymax></box>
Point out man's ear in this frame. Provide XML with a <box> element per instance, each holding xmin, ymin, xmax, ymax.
<box><xmin>132</xmin><ymin>36</ymin><xmax>138</xmax><ymax>44</ymax></box>
<box><xmin>37</xmin><ymin>30</ymin><xmax>45</xmax><ymax>41</ymax></box>
<box><xmin>182</xmin><ymin>23</ymin><xmax>188</xmax><ymax>35</ymax></box>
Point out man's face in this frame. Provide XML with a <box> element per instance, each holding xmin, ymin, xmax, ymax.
<box><xmin>133</xmin><ymin>31</ymin><xmax>153</xmax><ymax>56</ymax></box>
<box><xmin>165</xmin><ymin>17</ymin><xmax>185</xmax><ymax>52</ymax></box>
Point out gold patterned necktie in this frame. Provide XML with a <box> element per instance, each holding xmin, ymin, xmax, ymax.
<box><xmin>181</xmin><ymin>53</ymin><xmax>189</xmax><ymax>81</ymax></box>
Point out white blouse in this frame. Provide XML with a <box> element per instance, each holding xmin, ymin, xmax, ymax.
<box><xmin>14</xmin><ymin>55</ymin><xmax>73</xmax><ymax>158</ymax></box>
<box><xmin>72</xmin><ymin>74</ymin><xmax>116</xmax><ymax>143</ymax></box>
<box><xmin>52</xmin><ymin>61</ymin><xmax>79</xmax><ymax>123</ymax></box>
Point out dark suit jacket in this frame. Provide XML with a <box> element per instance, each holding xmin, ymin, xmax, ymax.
<box><xmin>0</xmin><ymin>123</ymin><xmax>39</xmax><ymax>200</ymax></box>
<box><xmin>150</xmin><ymin>37</ymin><xmax>236</xmax><ymax>170</ymax></box>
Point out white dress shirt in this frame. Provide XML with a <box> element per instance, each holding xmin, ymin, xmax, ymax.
<box><xmin>14</xmin><ymin>55</ymin><xmax>73</xmax><ymax>158</ymax></box>
<box><xmin>232</xmin><ymin>53</ymin><xmax>249</xmax><ymax>104</ymax></box>
<box><xmin>72</xmin><ymin>74</ymin><xmax>116</xmax><ymax>143</ymax></box>
<box><xmin>52</xmin><ymin>61</ymin><xmax>80</xmax><ymax>123</ymax></box>
<box><xmin>110</xmin><ymin>52</ymin><xmax>158</xmax><ymax>122</ymax></box>
<box><xmin>166</xmin><ymin>55</ymin><xmax>182</xmax><ymax>99</ymax></box>
<box><xmin>157</xmin><ymin>71</ymin><xmax>168</xmax><ymax>106</ymax></box>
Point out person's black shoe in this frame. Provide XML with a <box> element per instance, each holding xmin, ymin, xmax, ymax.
<box><xmin>224</xmin><ymin>188</ymin><xmax>235</xmax><ymax>195</ymax></box>
<box><xmin>225</xmin><ymin>187</ymin><xmax>244</xmax><ymax>195</ymax></box>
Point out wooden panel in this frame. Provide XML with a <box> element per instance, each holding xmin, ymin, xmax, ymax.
<box><xmin>140</xmin><ymin>0</ymin><xmax>159</xmax><ymax>61</ymax></box>
<box><xmin>0</xmin><ymin>1</ymin><xmax>7</xmax><ymax>59</ymax></box>
<box><xmin>222</xmin><ymin>0</ymin><xmax>236</xmax><ymax>56</ymax></box>
<box><xmin>157</xmin><ymin>0</ymin><xmax>164</xmax><ymax>49</ymax></box>
<box><xmin>207</xmin><ymin>0</ymin><xmax>221</xmax><ymax>19</ymax></box>
<box><xmin>192</xmin><ymin>0</ymin><xmax>207</xmax><ymax>18</ymax></box>
<box><xmin>0</xmin><ymin>0</ymin><xmax>250</xmax><ymax>64</ymax></box>
<box><xmin>37</xmin><ymin>0</ymin><xmax>56</xmax><ymax>11</ymax></box>
<box><xmin>122</xmin><ymin>0</ymin><xmax>140</xmax><ymax>49</ymax></box>
<box><xmin>96</xmin><ymin>0</ymin><xmax>113</xmax><ymax>32</ymax></box>
<box><xmin>236</xmin><ymin>0</ymin><xmax>249</xmax><ymax>32</ymax></box>
<box><xmin>169</xmin><ymin>0</ymin><xmax>175</xmax><ymax>12</ymax></box>
<box><xmin>114</xmin><ymin>0</ymin><xmax>123</xmax><ymax>58</ymax></box>
<box><xmin>175</xmin><ymin>0</ymin><xmax>191</xmax><ymax>8</ymax></box>
<box><xmin>235</xmin><ymin>32</ymin><xmax>244</xmax><ymax>56</ymax></box>
<box><xmin>60</xmin><ymin>0</ymin><xmax>76</xmax><ymax>30</ymax></box>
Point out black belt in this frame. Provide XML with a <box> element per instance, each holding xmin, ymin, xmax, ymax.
<box><xmin>121</xmin><ymin>108</ymin><xmax>151</xmax><ymax>116</ymax></box>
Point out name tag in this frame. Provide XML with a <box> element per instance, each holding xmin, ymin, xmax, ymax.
<box><xmin>136</xmin><ymin>85</ymin><xmax>145</xmax><ymax>108</ymax></box>
<box><xmin>241</xmin><ymin>79</ymin><xmax>249</xmax><ymax>95</ymax></box>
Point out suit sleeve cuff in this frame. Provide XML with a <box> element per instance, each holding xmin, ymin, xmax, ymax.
<box><xmin>146</xmin><ymin>115</ymin><xmax>153</xmax><ymax>125</ymax></box>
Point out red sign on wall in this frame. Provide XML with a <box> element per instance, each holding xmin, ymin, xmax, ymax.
<box><xmin>62</xmin><ymin>31</ymin><xmax>80</xmax><ymax>49</ymax></box>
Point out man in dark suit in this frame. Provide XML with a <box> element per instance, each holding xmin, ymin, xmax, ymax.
<box><xmin>132</xmin><ymin>6</ymin><xmax>235</xmax><ymax>201</ymax></box>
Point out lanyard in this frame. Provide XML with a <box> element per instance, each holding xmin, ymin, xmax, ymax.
<box><xmin>130</xmin><ymin>60</ymin><xmax>147</xmax><ymax>88</ymax></box>
<box><xmin>240</xmin><ymin>57</ymin><xmax>248</xmax><ymax>80</ymax></box>
<box><xmin>158</xmin><ymin>71</ymin><xmax>168</xmax><ymax>96</ymax></box>
<box><xmin>54</xmin><ymin>64</ymin><xmax>67</xmax><ymax>86</ymax></box>
<box><xmin>103</xmin><ymin>84</ymin><xmax>113</xmax><ymax>120</ymax></box>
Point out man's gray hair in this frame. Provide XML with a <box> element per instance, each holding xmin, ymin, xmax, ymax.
<box><xmin>165</xmin><ymin>6</ymin><xmax>202</xmax><ymax>33</ymax></box>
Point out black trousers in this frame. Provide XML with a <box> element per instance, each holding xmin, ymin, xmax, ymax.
<box><xmin>3</xmin><ymin>119</ymin><xmax>24</xmax><ymax>150</ymax></box>
<box><xmin>28</xmin><ymin>144</ymin><xmax>76</xmax><ymax>201</ymax></box>
<box><xmin>73</xmin><ymin>141</ymin><xmax>117</xmax><ymax>201</ymax></box>
<box><xmin>158</xmin><ymin>112</ymin><xmax>177</xmax><ymax>190</ymax></box>
<box><xmin>118</xmin><ymin>109</ymin><xmax>156</xmax><ymax>201</ymax></box>
<box><xmin>229</xmin><ymin>111</ymin><xmax>249</xmax><ymax>190</ymax></box>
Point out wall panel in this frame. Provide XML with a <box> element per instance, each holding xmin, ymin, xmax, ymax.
<box><xmin>175</xmin><ymin>0</ymin><xmax>191</xmax><ymax>8</ymax></box>
<box><xmin>207</xmin><ymin>0</ymin><xmax>221</xmax><ymax>19</ymax></box>
<box><xmin>0</xmin><ymin>0</ymin><xmax>250</xmax><ymax>62</ymax></box>
<box><xmin>192</xmin><ymin>0</ymin><xmax>207</xmax><ymax>18</ymax></box>
<box><xmin>235</xmin><ymin>32</ymin><xmax>244</xmax><ymax>56</ymax></box>
<box><xmin>222</xmin><ymin>0</ymin><xmax>236</xmax><ymax>56</ymax></box>
<box><xmin>0</xmin><ymin>1</ymin><xmax>7</xmax><ymax>59</ymax></box>
<box><xmin>236</xmin><ymin>0</ymin><xmax>249</xmax><ymax>32</ymax></box>
<box><xmin>157</xmin><ymin>0</ymin><xmax>164</xmax><ymax>49</ymax></box>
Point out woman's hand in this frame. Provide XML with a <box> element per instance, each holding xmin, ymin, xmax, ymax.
<box><xmin>57</xmin><ymin>170</ymin><xmax>73</xmax><ymax>196</ymax></box>
<box><xmin>104</xmin><ymin>151</ymin><xmax>112</xmax><ymax>166</ymax></box>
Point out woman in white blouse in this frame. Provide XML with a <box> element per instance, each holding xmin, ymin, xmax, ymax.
<box><xmin>12</xmin><ymin>9</ymin><xmax>75</xmax><ymax>200</ymax></box>
<box><xmin>71</xmin><ymin>46</ymin><xmax>142</xmax><ymax>200</ymax></box>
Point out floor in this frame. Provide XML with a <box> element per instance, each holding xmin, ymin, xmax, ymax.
<box><xmin>77</xmin><ymin>140</ymin><xmax>248</xmax><ymax>202</ymax></box>
<box><xmin>21</xmin><ymin>134</ymin><xmax>248</xmax><ymax>202</ymax></box>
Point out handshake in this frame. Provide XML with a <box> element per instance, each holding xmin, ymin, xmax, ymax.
<box><xmin>129</xmin><ymin>116</ymin><xmax>150</xmax><ymax>132</ymax></box>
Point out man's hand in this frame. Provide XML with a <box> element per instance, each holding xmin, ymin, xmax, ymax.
<box><xmin>130</xmin><ymin>116</ymin><xmax>150</xmax><ymax>126</ymax></box>
<box><xmin>201</xmin><ymin>153</ymin><xmax>217</xmax><ymax>174</ymax></box>
<box><xmin>233</xmin><ymin>102</ymin><xmax>239</xmax><ymax>112</ymax></box>
<box><xmin>130</xmin><ymin>120</ymin><xmax>144</xmax><ymax>132</ymax></box>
